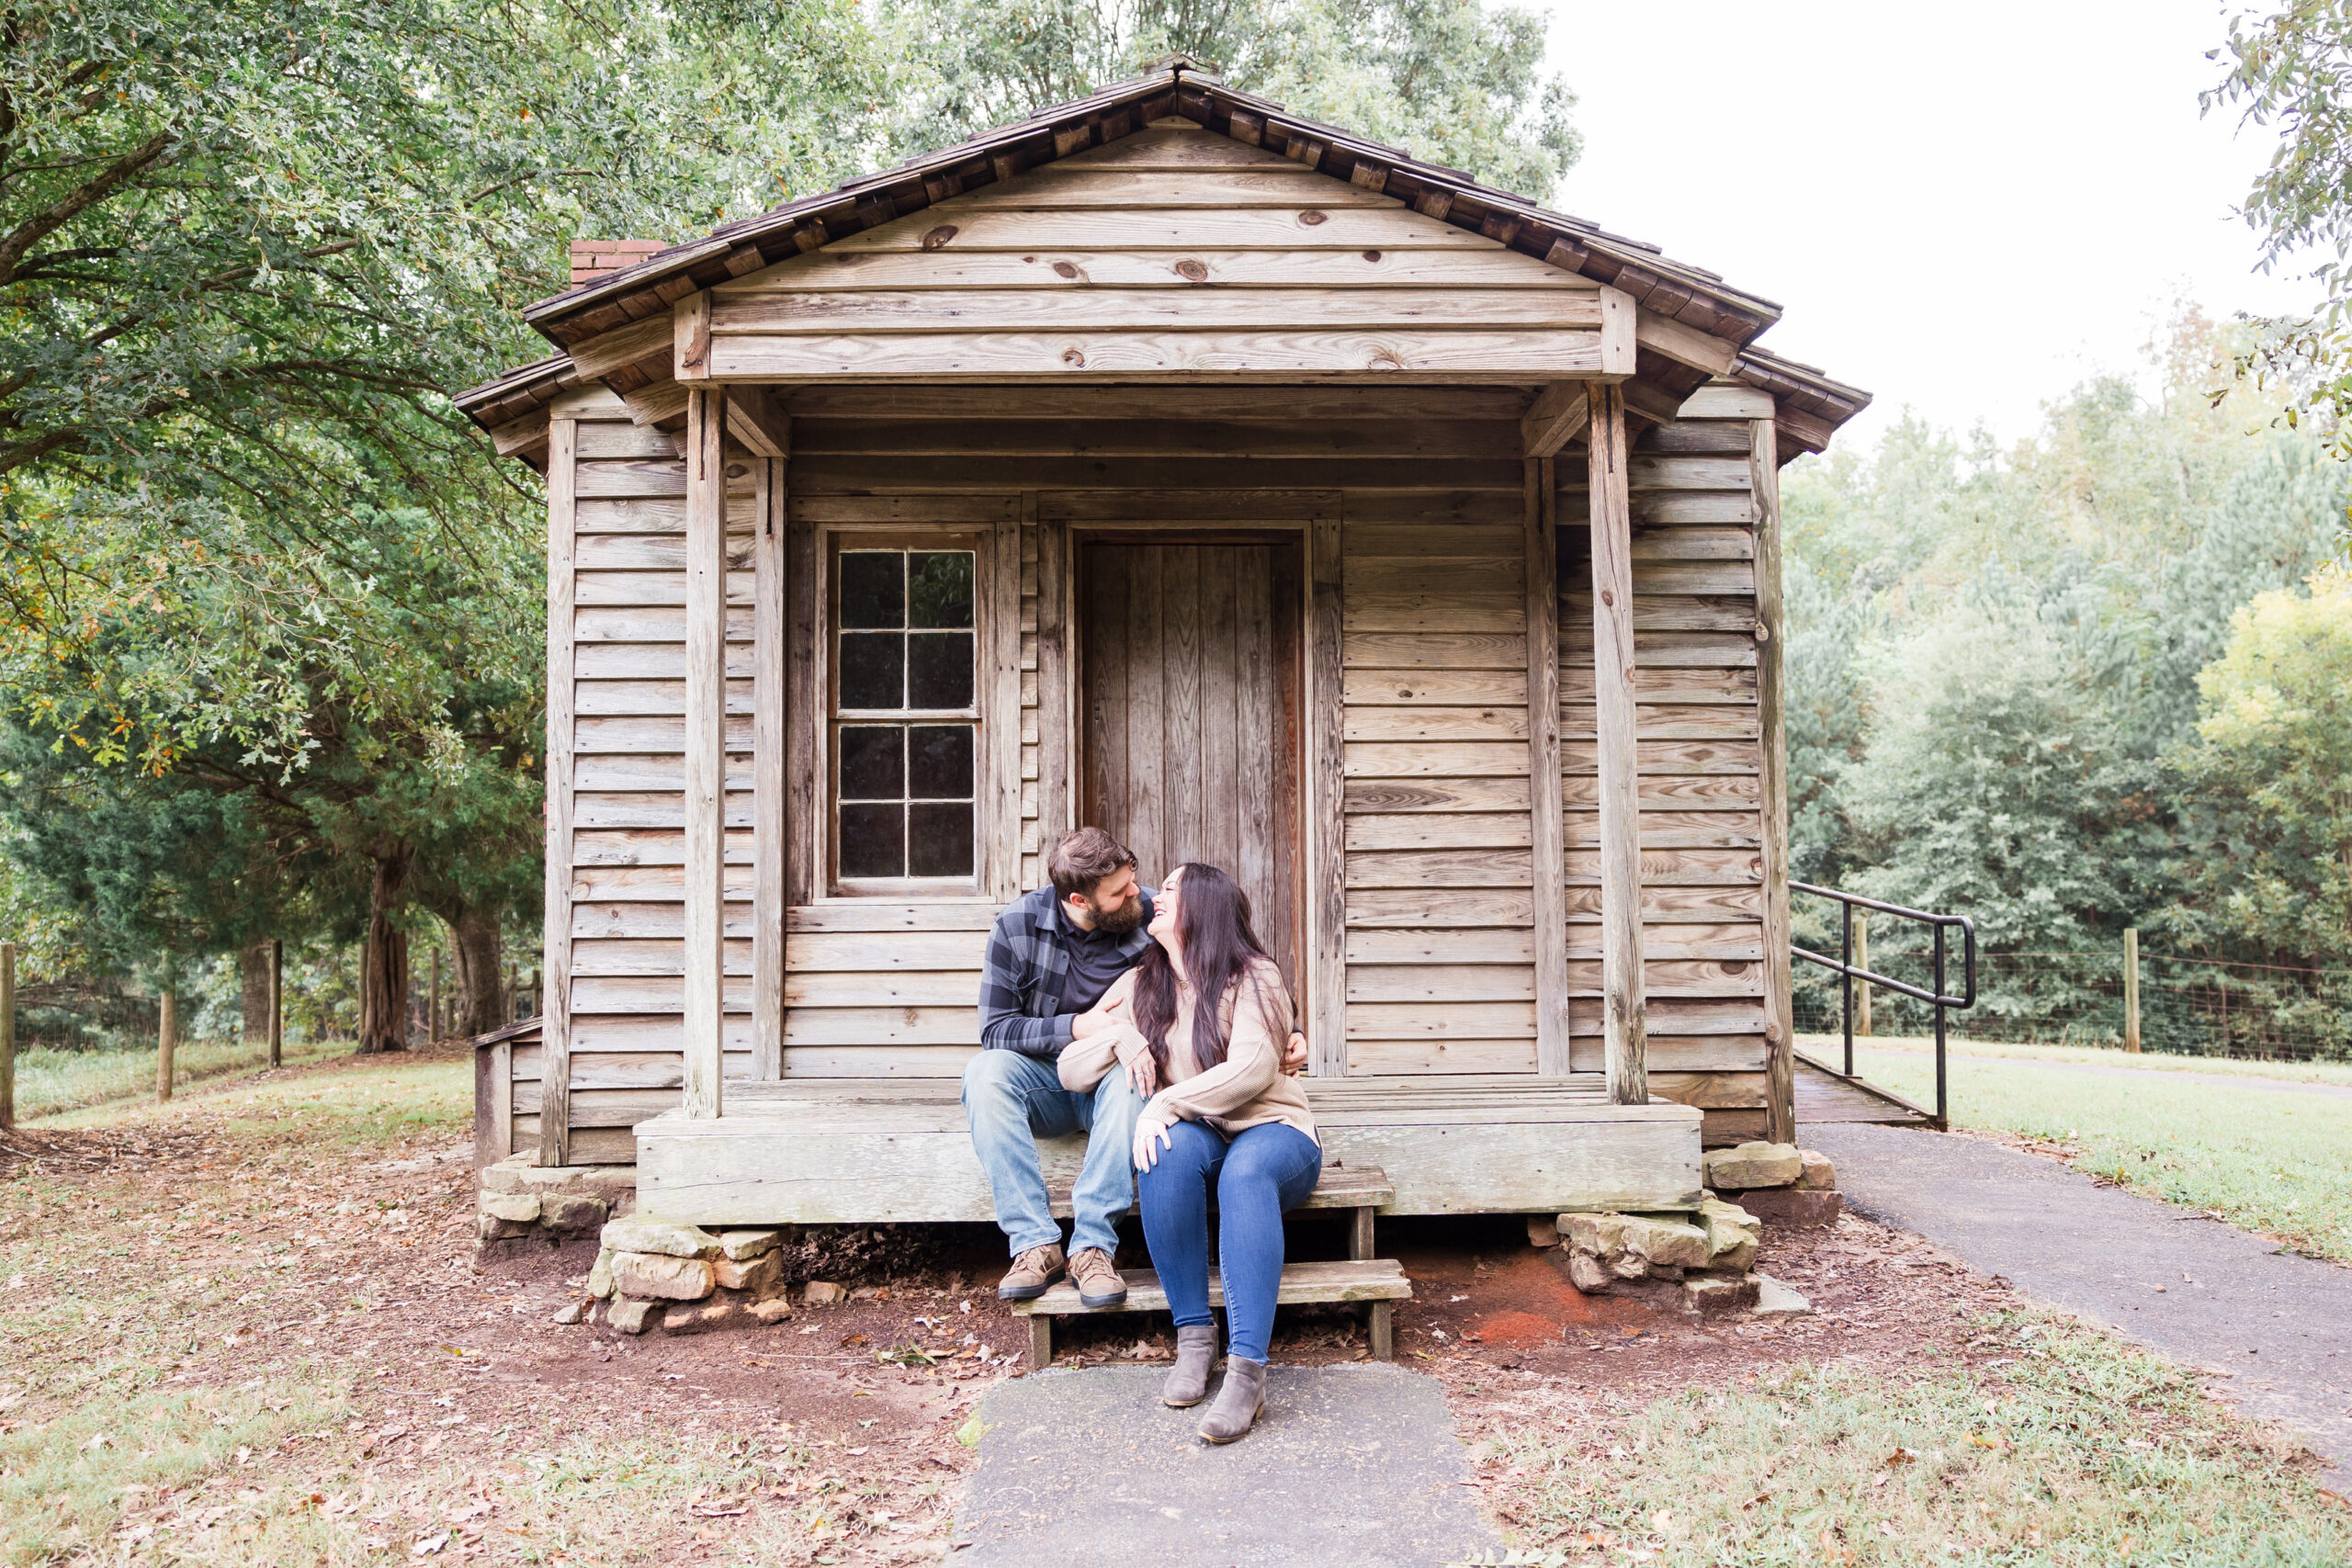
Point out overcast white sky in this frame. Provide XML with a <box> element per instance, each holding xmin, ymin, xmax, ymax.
<box><xmin>1537</xmin><ymin>0</ymin><xmax>2311</xmax><ymax>448</ymax></box>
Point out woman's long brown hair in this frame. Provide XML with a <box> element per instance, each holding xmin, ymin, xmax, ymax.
<box><xmin>1131</xmin><ymin>863</ymin><xmax>1284</xmax><ymax>1077</ymax></box>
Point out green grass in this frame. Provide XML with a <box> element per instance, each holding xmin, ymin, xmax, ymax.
<box><xmin>1804</xmin><ymin>1032</ymin><xmax>2352</xmax><ymax>1088</ymax></box>
<box><xmin>12</xmin><ymin>1032</ymin><xmax>349</xmax><ymax>1122</ymax></box>
<box><xmin>1818</xmin><ymin>1037</ymin><xmax>2352</xmax><ymax>1264</ymax></box>
<box><xmin>1477</xmin><ymin>1311</ymin><xmax>2352</xmax><ymax>1566</ymax></box>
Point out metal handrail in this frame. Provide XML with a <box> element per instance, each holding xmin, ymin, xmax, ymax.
<box><xmin>1790</xmin><ymin>881</ymin><xmax>1976</xmax><ymax>1127</ymax></box>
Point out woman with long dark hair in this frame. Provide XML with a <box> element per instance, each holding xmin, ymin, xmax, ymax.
<box><xmin>1057</xmin><ymin>863</ymin><xmax>1319</xmax><ymax>1442</ymax></box>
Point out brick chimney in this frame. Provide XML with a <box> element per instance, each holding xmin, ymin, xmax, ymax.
<box><xmin>570</xmin><ymin>239</ymin><xmax>665</xmax><ymax>288</ymax></box>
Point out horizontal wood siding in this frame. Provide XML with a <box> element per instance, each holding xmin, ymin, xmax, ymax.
<box><xmin>1561</xmin><ymin>412</ymin><xmax>1769</xmax><ymax>1143</ymax></box>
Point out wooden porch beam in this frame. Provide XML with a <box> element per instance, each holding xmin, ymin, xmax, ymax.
<box><xmin>1598</xmin><ymin>287</ymin><xmax>1636</xmax><ymax>379</ymax></box>
<box><xmin>1751</xmin><ymin>412</ymin><xmax>1796</xmax><ymax>1143</ymax></box>
<box><xmin>752</xmin><ymin>439</ymin><xmax>789</xmax><ymax>1082</ymax></box>
<box><xmin>682</xmin><ymin>386</ymin><xmax>729</xmax><ymax>1120</ymax></box>
<box><xmin>1306</xmin><ymin>503</ymin><xmax>1347</xmax><ymax>1077</ymax></box>
<box><xmin>1521</xmin><ymin>383</ymin><xmax>1589</xmax><ymax>458</ymax></box>
<box><xmin>1586</xmin><ymin>384</ymin><xmax>1648</xmax><ymax>1105</ymax></box>
<box><xmin>1634</xmin><ymin>308</ymin><xmax>1739</xmax><ymax>377</ymax></box>
<box><xmin>537</xmin><ymin>415</ymin><xmax>579</xmax><ymax>1167</ymax></box>
<box><xmin>728</xmin><ymin>387</ymin><xmax>793</xmax><ymax>458</ymax></box>
<box><xmin>1524</xmin><ymin>459</ymin><xmax>1571</xmax><ymax>1073</ymax></box>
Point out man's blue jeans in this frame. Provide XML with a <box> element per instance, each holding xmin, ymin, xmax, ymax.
<box><xmin>1137</xmin><ymin>1119</ymin><xmax>1323</xmax><ymax>1364</ymax></box>
<box><xmin>961</xmin><ymin>1048</ymin><xmax>1145</xmax><ymax>1259</ymax></box>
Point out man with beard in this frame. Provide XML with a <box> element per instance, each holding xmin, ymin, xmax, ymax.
<box><xmin>969</xmin><ymin>827</ymin><xmax>1161</xmax><ymax>1306</ymax></box>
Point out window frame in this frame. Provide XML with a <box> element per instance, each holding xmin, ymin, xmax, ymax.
<box><xmin>821</xmin><ymin>527</ymin><xmax>992</xmax><ymax>898</ymax></box>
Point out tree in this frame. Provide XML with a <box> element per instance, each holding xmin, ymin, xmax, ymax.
<box><xmin>2168</xmin><ymin>563</ymin><xmax>2352</xmax><ymax>969</ymax></box>
<box><xmin>887</xmin><ymin>0</ymin><xmax>1579</xmax><ymax>199</ymax></box>
<box><xmin>2204</xmin><ymin>2</ymin><xmax>2352</xmax><ymax>453</ymax></box>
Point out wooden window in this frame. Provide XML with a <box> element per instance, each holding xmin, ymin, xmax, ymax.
<box><xmin>829</xmin><ymin>536</ymin><xmax>983</xmax><ymax>893</ymax></box>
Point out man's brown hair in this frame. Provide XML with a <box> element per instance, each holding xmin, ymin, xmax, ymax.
<box><xmin>1047</xmin><ymin>826</ymin><xmax>1137</xmax><ymax>901</ymax></box>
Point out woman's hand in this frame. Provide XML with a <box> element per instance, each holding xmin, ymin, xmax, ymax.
<box><xmin>1282</xmin><ymin>1031</ymin><xmax>1308</xmax><ymax>1076</ymax></box>
<box><xmin>1121</xmin><ymin>1040</ymin><xmax>1158</xmax><ymax>1098</ymax></box>
<box><xmin>1132</xmin><ymin>1103</ymin><xmax>1178</xmax><ymax>1173</ymax></box>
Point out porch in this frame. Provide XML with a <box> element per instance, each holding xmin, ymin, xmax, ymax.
<box><xmin>630</xmin><ymin>1076</ymin><xmax>1702</xmax><ymax>1227</ymax></box>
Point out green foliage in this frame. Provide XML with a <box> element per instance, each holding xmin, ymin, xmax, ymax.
<box><xmin>1783</xmin><ymin>316</ymin><xmax>2348</xmax><ymax>1034</ymax></box>
<box><xmin>886</xmin><ymin>0</ymin><xmax>1579</xmax><ymax>200</ymax></box>
<box><xmin>2169</xmin><ymin>563</ymin><xmax>2352</xmax><ymax>968</ymax></box>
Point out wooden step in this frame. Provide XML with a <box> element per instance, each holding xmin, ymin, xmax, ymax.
<box><xmin>1010</xmin><ymin>1258</ymin><xmax>1412</xmax><ymax>1369</ymax></box>
<box><xmin>1043</xmin><ymin>1159</ymin><xmax>1392</xmax><ymax>1216</ymax></box>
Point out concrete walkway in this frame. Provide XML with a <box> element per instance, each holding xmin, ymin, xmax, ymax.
<box><xmin>954</xmin><ymin>1362</ymin><xmax>1501</xmax><ymax>1566</ymax></box>
<box><xmin>1808</xmin><ymin>1122</ymin><xmax>2352</xmax><ymax>1496</ymax></box>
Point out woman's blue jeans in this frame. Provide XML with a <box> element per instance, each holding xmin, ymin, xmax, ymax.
<box><xmin>1137</xmin><ymin>1120</ymin><xmax>1323</xmax><ymax>1365</ymax></box>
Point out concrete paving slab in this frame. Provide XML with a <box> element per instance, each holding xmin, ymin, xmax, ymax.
<box><xmin>954</xmin><ymin>1362</ymin><xmax>1501</xmax><ymax>1566</ymax></box>
<box><xmin>1808</xmin><ymin>1122</ymin><xmax>2352</xmax><ymax>1496</ymax></box>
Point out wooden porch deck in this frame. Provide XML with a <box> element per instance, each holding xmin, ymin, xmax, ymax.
<box><xmin>632</xmin><ymin>1075</ymin><xmax>1703</xmax><ymax>1227</ymax></box>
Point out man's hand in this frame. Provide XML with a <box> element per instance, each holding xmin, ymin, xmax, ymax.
<box><xmin>1282</xmin><ymin>1031</ymin><xmax>1309</xmax><ymax>1077</ymax></box>
<box><xmin>1070</xmin><ymin>990</ymin><xmax>1127</xmax><ymax>1040</ymax></box>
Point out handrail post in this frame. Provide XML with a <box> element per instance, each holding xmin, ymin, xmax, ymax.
<box><xmin>2122</xmin><ymin>927</ymin><xmax>2141</xmax><ymax>1054</ymax></box>
<box><xmin>1840</xmin><ymin>898</ymin><xmax>1854</xmax><ymax>1077</ymax></box>
<box><xmin>1933</xmin><ymin>924</ymin><xmax>1948</xmax><ymax>1126</ymax></box>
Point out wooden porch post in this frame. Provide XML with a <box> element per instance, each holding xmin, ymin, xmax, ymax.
<box><xmin>683</xmin><ymin>385</ymin><xmax>729</xmax><ymax>1121</ymax></box>
<box><xmin>1587</xmin><ymin>385</ymin><xmax>1648</xmax><ymax>1104</ymax></box>
<box><xmin>1306</xmin><ymin>502</ymin><xmax>1346</xmax><ymax>1077</ymax></box>
<box><xmin>1523</xmin><ymin>457</ymin><xmax>1571</xmax><ymax>1074</ymax></box>
<box><xmin>753</xmin><ymin>444</ymin><xmax>788</xmax><ymax>1081</ymax></box>
<box><xmin>539</xmin><ymin>412</ymin><xmax>578</xmax><ymax>1165</ymax></box>
<box><xmin>1751</xmin><ymin>414</ymin><xmax>1796</xmax><ymax>1143</ymax></box>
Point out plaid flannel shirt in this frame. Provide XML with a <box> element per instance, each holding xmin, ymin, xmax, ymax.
<box><xmin>978</xmin><ymin>884</ymin><xmax>1158</xmax><ymax>1058</ymax></box>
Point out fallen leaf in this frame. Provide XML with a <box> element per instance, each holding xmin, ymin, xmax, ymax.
<box><xmin>412</xmin><ymin>1529</ymin><xmax>449</xmax><ymax>1556</ymax></box>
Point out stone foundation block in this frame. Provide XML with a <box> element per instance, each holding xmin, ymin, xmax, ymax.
<box><xmin>607</xmin><ymin>1297</ymin><xmax>662</xmax><ymax>1335</ymax></box>
<box><xmin>749</xmin><ymin>1296</ymin><xmax>796</xmax><ymax>1325</ymax></box>
<box><xmin>1797</xmin><ymin>1149</ymin><xmax>1837</xmax><ymax>1190</ymax></box>
<box><xmin>599</xmin><ymin>1220</ymin><xmax>720</xmax><ymax>1259</ymax></box>
<box><xmin>713</xmin><ymin>1251</ymin><xmax>782</xmax><ymax>1295</ymax></box>
<box><xmin>1560</xmin><ymin>1212</ymin><xmax>1710</xmax><ymax>1275</ymax></box>
<box><xmin>1525</xmin><ymin>1215</ymin><xmax>1560</xmax><ymax>1249</ymax></box>
<box><xmin>1702</xmin><ymin>1142</ymin><xmax>1804</xmax><ymax>1190</ymax></box>
<box><xmin>610</xmin><ymin>1252</ymin><xmax>715</xmax><ymax>1302</ymax></box>
<box><xmin>662</xmin><ymin>1297</ymin><xmax>747</xmax><ymax>1336</ymax></box>
<box><xmin>481</xmin><ymin>1153</ymin><xmax>638</xmax><ymax>1205</ymax></box>
<box><xmin>1739</xmin><ymin>1189</ymin><xmax>1844</xmax><ymax>1229</ymax></box>
<box><xmin>1683</xmin><ymin>1271</ymin><xmax>1760</xmax><ymax>1316</ymax></box>
<box><xmin>477</xmin><ymin>1213</ymin><xmax>536</xmax><ymax>1242</ymax></box>
<box><xmin>801</xmin><ymin>1280</ymin><xmax>846</xmax><ymax>1306</ymax></box>
<box><xmin>586</xmin><ymin>1247</ymin><xmax>616</xmax><ymax>1300</ymax></box>
<box><xmin>479</xmin><ymin>1191</ymin><xmax>541</xmax><ymax>1224</ymax></box>
<box><xmin>718</xmin><ymin>1229</ymin><xmax>786</xmax><ymax>1261</ymax></box>
<box><xmin>540</xmin><ymin>1195</ymin><xmax>609</xmax><ymax>1234</ymax></box>
<box><xmin>1697</xmin><ymin>1198</ymin><xmax>1761</xmax><ymax>1271</ymax></box>
<box><xmin>1564</xmin><ymin>1249</ymin><xmax>1613</xmax><ymax>1294</ymax></box>
<box><xmin>1752</xmin><ymin>1274</ymin><xmax>1813</xmax><ymax>1318</ymax></box>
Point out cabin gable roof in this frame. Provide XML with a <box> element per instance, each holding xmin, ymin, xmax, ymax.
<box><xmin>456</xmin><ymin>61</ymin><xmax>1871</xmax><ymax>463</ymax></box>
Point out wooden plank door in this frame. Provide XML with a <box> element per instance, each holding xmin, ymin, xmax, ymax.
<box><xmin>1080</xmin><ymin>540</ymin><xmax>1302</xmax><ymax>986</ymax></box>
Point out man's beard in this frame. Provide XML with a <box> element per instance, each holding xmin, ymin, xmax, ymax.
<box><xmin>1092</xmin><ymin>890</ymin><xmax>1148</xmax><ymax>934</ymax></box>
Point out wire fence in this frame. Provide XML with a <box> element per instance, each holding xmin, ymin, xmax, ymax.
<box><xmin>1792</xmin><ymin>944</ymin><xmax>2352</xmax><ymax>1063</ymax></box>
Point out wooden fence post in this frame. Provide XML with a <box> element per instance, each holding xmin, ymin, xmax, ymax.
<box><xmin>156</xmin><ymin>990</ymin><xmax>177</xmax><ymax>1103</ymax></box>
<box><xmin>267</xmin><ymin>939</ymin><xmax>282</xmax><ymax>1068</ymax></box>
<box><xmin>2122</xmin><ymin>928</ymin><xmax>2141</xmax><ymax>1053</ymax></box>
<box><xmin>0</xmin><ymin>942</ymin><xmax>14</xmax><ymax>1129</ymax></box>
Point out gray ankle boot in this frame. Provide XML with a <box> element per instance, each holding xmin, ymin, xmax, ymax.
<box><xmin>1197</xmin><ymin>1356</ymin><xmax>1267</xmax><ymax>1443</ymax></box>
<box><xmin>1162</xmin><ymin>1325</ymin><xmax>1218</xmax><ymax>1407</ymax></box>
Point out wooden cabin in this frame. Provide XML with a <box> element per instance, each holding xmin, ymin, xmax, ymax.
<box><xmin>456</xmin><ymin>62</ymin><xmax>1868</xmax><ymax>1225</ymax></box>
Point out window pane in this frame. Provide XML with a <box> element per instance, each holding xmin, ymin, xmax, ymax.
<box><xmin>907</xmin><ymin>632</ymin><xmax>974</xmax><ymax>709</ymax></box>
<box><xmin>838</xmin><ymin>726</ymin><xmax>903</xmax><ymax>800</ymax></box>
<box><xmin>838</xmin><ymin>632</ymin><xmax>904</xmax><ymax>709</ymax></box>
<box><xmin>908</xmin><ymin>724</ymin><xmax>973</xmax><ymax>799</ymax></box>
<box><xmin>840</xmin><ymin>804</ymin><xmax>905</xmax><ymax>878</ymax></box>
<box><xmin>840</xmin><ymin>552</ymin><xmax>904</xmax><ymax>629</ymax></box>
<box><xmin>909</xmin><ymin>552</ymin><xmax>975</xmax><ymax>629</ymax></box>
<box><xmin>909</xmin><ymin>802</ymin><xmax>975</xmax><ymax>878</ymax></box>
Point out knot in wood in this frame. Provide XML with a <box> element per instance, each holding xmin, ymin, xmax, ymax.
<box><xmin>1600</xmin><ymin>589</ymin><xmax>1614</xmax><ymax>606</ymax></box>
<box><xmin>1053</xmin><ymin>262</ymin><xmax>1082</xmax><ymax>279</ymax></box>
<box><xmin>1366</xmin><ymin>348</ymin><xmax>1402</xmax><ymax>371</ymax></box>
<box><xmin>1362</xmin><ymin>250</ymin><xmax>1382</xmax><ymax>263</ymax></box>
<box><xmin>1298</xmin><ymin>209</ymin><xmax>1329</xmax><ymax>227</ymax></box>
<box><xmin>1060</xmin><ymin>347</ymin><xmax>1086</xmax><ymax>368</ymax></box>
<box><xmin>920</xmin><ymin>224</ymin><xmax>958</xmax><ymax>251</ymax></box>
<box><xmin>1174</xmin><ymin>259</ymin><xmax>1209</xmax><ymax>282</ymax></box>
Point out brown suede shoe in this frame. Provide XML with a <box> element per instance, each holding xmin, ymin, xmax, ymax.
<box><xmin>996</xmin><ymin>1243</ymin><xmax>1067</xmax><ymax>1302</ymax></box>
<box><xmin>1069</xmin><ymin>1247</ymin><xmax>1128</xmax><ymax>1308</ymax></box>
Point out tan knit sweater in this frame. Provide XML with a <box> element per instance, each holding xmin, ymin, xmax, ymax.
<box><xmin>1056</xmin><ymin>957</ymin><xmax>1316</xmax><ymax>1144</ymax></box>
